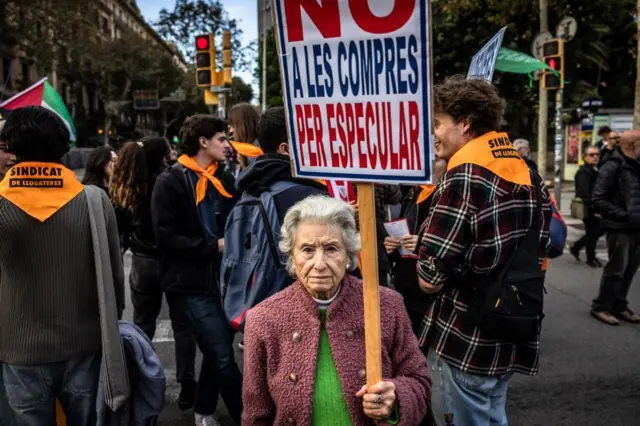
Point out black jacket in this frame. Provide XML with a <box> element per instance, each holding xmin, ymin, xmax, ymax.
<box><xmin>598</xmin><ymin>145</ymin><xmax>615</xmax><ymax>168</ymax></box>
<box><xmin>592</xmin><ymin>149</ymin><xmax>640</xmax><ymax>232</ymax></box>
<box><xmin>151</xmin><ymin>163</ymin><xmax>239</xmax><ymax>294</ymax></box>
<box><xmin>574</xmin><ymin>164</ymin><xmax>599</xmax><ymax>218</ymax></box>
<box><xmin>235</xmin><ymin>153</ymin><xmax>327</xmax><ymax>220</ymax></box>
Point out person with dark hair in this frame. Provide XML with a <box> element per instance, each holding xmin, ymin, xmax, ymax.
<box><xmin>111</xmin><ymin>137</ymin><xmax>199</xmax><ymax>410</ymax></box>
<box><xmin>82</xmin><ymin>145</ymin><xmax>118</xmax><ymax>193</ymax></box>
<box><xmin>598</xmin><ymin>130</ymin><xmax>620</xmax><ymax>167</ymax></box>
<box><xmin>417</xmin><ymin>77</ymin><xmax>551</xmax><ymax>424</ymax></box>
<box><xmin>228</xmin><ymin>102</ymin><xmax>260</xmax><ymax>170</ymax></box>
<box><xmin>0</xmin><ymin>136</ymin><xmax>15</xmax><ymax>181</ymax></box>
<box><xmin>594</xmin><ymin>125</ymin><xmax>612</xmax><ymax>151</ymax></box>
<box><xmin>0</xmin><ymin>106</ymin><xmax>124</xmax><ymax>423</ymax></box>
<box><xmin>151</xmin><ymin>114</ymin><xmax>242</xmax><ymax>425</ymax></box>
<box><xmin>237</xmin><ymin>106</ymin><xmax>326</xmax><ymax>219</ymax></box>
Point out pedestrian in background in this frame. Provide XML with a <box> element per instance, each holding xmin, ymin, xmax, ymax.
<box><xmin>152</xmin><ymin>114</ymin><xmax>242</xmax><ymax>425</ymax></box>
<box><xmin>384</xmin><ymin>158</ymin><xmax>447</xmax><ymax>334</ymax></box>
<box><xmin>0</xmin><ymin>106</ymin><xmax>124</xmax><ymax>424</ymax></box>
<box><xmin>591</xmin><ymin>130</ymin><xmax>640</xmax><ymax>326</ymax></box>
<box><xmin>242</xmin><ymin>195</ymin><xmax>433</xmax><ymax>426</ymax></box>
<box><xmin>82</xmin><ymin>145</ymin><xmax>118</xmax><ymax>194</ymax></box>
<box><xmin>594</xmin><ymin>125</ymin><xmax>612</xmax><ymax>151</ymax></box>
<box><xmin>418</xmin><ymin>77</ymin><xmax>551</xmax><ymax>425</ymax></box>
<box><xmin>513</xmin><ymin>138</ymin><xmax>539</xmax><ymax>173</ymax></box>
<box><xmin>598</xmin><ymin>130</ymin><xmax>620</xmax><ymax>167</ymax></box>
<box><xmin>570</xmin><ymin>146</ymin><xmax>604</xmax><ymax>267</ymax></box>
<box><xmin>110</xmin><ymin>137</ymin><xmax>199</xmax><ymax>410</ymax></box>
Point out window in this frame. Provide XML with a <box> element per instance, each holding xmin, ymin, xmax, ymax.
<box><xmin>100</xmin><ymin>15</ymin><xmax>109</xmax><ymax>34</ymax></box>
<box><xmin>2</xmin><ymin>57</ymin><xmax>12</xmax><ymax>89</ymax></box>
<box><xmin>21</xmin><ymin>60</ymin><xmax>30</xmax><ymax>86</ymax></box>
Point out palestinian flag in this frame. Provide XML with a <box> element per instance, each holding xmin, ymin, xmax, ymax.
<box><xmin>0</xmin><ymin>77</ymin><xmax>76</xmax><ymax>143</ymax></box>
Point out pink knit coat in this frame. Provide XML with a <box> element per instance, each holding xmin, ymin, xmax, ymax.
<box><xmin>242</xmin><ymin>274</ymin><xmax>432</xmax><ymax>425</ymax></box>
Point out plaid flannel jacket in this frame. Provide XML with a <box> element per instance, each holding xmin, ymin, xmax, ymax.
<box><xmin>417</xmin><ymin>163</ymin><xmax>551</xmax><ymax>376</ymax></box>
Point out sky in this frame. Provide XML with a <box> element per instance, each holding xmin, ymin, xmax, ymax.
<box><xmin>137</xmin><ymin>0</ymin><xmax>258</xmax><ymax>99</ymax></box>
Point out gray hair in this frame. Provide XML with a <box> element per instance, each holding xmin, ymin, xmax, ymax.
<box><xmin>279</xmin><ymin>195</ymin><xmax>361</xmax><ymax>277</ymax></box>
<box><xmin>512</xmin><ymin>138</ymin><xmax>530</xmax><ymax>150</ymax></box>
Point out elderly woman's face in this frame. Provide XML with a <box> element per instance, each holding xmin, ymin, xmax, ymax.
<box><xmin>293</xmin><ymin>221</ymin><xmax>349</xmax><ymax>300</ymax></box>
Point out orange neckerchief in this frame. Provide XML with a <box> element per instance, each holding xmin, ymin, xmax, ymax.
<box><xmin>230</xmin><ymin>141</ymin><xmax>263</xmax><ymax>158</ymax></box>
<box><xmin>416</xmin><ymin>185</ymin><xmax>436</xmax><ymax>204</ymax></box>
<box><xmin>0</xmin><ymin>162</ymin><xmax>84</xmax><ymax>222</ymax></box>
<box><xmin>447</xmin><ymin>131</ymin><xmax>531</xmax><ymax>186</ymax></box>
<box><xmin>177</xmin><ymin>155</ymin><xmax>232</xmax><ymax>203</ymax></box>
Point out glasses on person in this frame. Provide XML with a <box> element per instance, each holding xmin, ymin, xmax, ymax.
<box><xmin>586</xmin><ymin>153</ymin><xmax>600</xmax><ymax>157</ymax></box>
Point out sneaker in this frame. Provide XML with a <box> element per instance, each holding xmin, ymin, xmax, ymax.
<box><xmin>585</xmin><ymin>260</ymin><xmax>602</xmax><ymax>268</ymax></box>
<box><xmin>590</xmin><ymin>310</ymin><xmax>620</xmax><ymax>326</ymax></box>
<box><xmin>195</xmin><ymin>414</ymin><xmax>222</xmax><ymax>426</ymax></box>
<box><xmin>238</xmin><ymin>340</ymin><xmax>244</xmax><ymax>351</ymax></box>
<box><xmin>569</xmin><ymin>245</ymin><xmax>580</xmax><ymax>262</ymax></box>
<box><xmin>615</xmin><ymin>309</ymin><xmax>640</xmax><ymax>324</ymax></box>
<box><xmin>178</xmin><ymin>380</ymin><xmax>196</xmax><ymax>410</ymax></box>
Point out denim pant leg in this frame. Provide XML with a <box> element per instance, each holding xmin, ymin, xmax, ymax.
<box><xmin>427</xmin><ymin>348</ymin><xmax>511</xmax><ymax>426</ymax></box>
<box><xmin>58</xmin><ymin>352</ymin><xmax>101</xmax><ymax>426</ymax></box>
<box><xmin>594</xmin><ymin>232</ymin><xmax>631</xmax><ymax>312</ymax></box>
<box><xmin>181</xmin><ymin>294</ymin><xmax>243</xmax><ymax>423</ymax></box>
<box><xmin>2</xmin><ymin>362</ymin><xmax>55</xmax><ymax>426</ymax></box>
<box><xmin>165</xmin><ymin>291</ymin><xmax>197</xmax><ymax>384</ymax></box>
<box><xmin>130</xmin><ymin>254</ymin><xmax>164</xmax><ymax>340</ymax></box>
<box><xmin>614</xmin><ymin>233</ymin><xmax>640</xmax><ymax>312</ymax></box>
<box><xmin>194</xmin><ymin>356</ymin><xmax>219</xmax><ymax>416</ymax></box>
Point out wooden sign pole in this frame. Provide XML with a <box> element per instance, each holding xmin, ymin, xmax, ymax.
<box><xmin>356</xmin><ymin>182</ymin><xmax>382</xmax><ymax>388</ymax></box>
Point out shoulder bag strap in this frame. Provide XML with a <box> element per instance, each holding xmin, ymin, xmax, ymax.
<box><xmin>85</xmin><ymin>185</ymin><xmax>130</xmax><ymax>411</ymax></box>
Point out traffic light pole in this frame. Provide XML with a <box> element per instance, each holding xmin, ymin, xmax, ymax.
<box><xmin>553</xmin><ymin>88</ymin><xmax>564</xmax><ymax>209</ymax></box>
<box><xmin>537</xmin><ymin>0</ymin><xmax>549</xmax><ymax>180</ymax></box>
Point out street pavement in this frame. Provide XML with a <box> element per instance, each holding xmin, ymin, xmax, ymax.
<box><xmin>120</xmin><ymin>188</ymin><xmax>640</xmax><ymax>426</ymax></box>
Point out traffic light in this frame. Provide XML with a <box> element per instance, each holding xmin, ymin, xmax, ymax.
<box><xmin>542</xmin><ymin>39</ymin><xmax>564</xmax><ymax>90</ymax></box>
<box><xmin>223</xmin><ymin>30</ymin><xmax>232</xmax><ymax>86</ymax></box>
<box><xmin>195</xmin><ymin>34</ymin><xmax>215</xmax><ymax>87</ymax></box>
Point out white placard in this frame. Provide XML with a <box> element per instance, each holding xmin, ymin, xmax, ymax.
<box><xmin>272</xmin><ymin>0</ymin><xmax>433</xmax><ymax>184</ymax></box>
<box><xmin>468</xmin><ymin>27</ymin><xmax>507</xmax><ymax>82</ymax></box>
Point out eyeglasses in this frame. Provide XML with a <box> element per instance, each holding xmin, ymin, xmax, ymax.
<box><xmin>586</xmin><ymin>153</ymin><xmax>600</xmax><ymax>157</ymax></box>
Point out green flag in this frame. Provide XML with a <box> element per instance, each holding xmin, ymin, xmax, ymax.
<box><xmin>494</xmin><ymin>48</ymin><xmax>552</xmax><ymax>74</ymax></box>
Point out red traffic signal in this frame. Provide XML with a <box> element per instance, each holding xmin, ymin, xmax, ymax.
<box><xmin>547</xmin><ymin>58</ymin><xmax>558</xmax><ymax>70</ymax></box>
<box><xmin>196</xmin><ymin>35</ymin><xmax>210</xmax><ymax>51</ymax></box>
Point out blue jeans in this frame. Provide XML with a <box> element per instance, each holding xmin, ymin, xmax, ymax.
<box><xmin>428</xmin><ymin>349</ymin><xmax>511</xmax><ymax>426</ymax></box>
<box><xmin>176</xmin><ymin>292</ymin><xmax>243</xmax><ymax>423</ymax></box>
<box><xmin>1</xmin><ymin>352</ymin><xmax>101</xmax><ymax>426</ymax></box>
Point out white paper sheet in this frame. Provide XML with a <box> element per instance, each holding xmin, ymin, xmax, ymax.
<box><xmin>383</xmin><ymin>219</ymin><xmax>412</xmax><ymax>256</ymax></box>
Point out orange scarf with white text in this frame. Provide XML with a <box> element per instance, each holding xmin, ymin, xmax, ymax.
<box><xmin>447</xmin><ymin>131</ymin><xmax>531</xmax><ymax>186</ymax></box>
<box><xmin>0</xmin><ymin>162</ymin><xmax>84</xmax><ymax>222</ymax></box>
<box><xmin>177</xmin><ymin>155</ymin><xmax>232</xmax><ymax>203</ymax></box>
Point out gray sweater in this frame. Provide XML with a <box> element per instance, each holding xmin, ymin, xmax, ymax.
<box><xmin>0</xmin><ymin>190</ymin><xmax>125</xmax><ymax>364</ymax></box>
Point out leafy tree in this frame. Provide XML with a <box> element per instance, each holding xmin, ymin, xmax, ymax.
<box><xmin>229</xmin><ymin>76</ymin><xmax>254</xmax><ymax>107</ymax></box>
<box><xmin>255</xmin><ymin>28</ymin><xmax>283</xmax><ymax>107</ymax></box>
<box><xmin>155</xmin><ymin>0</ymin><xmax>256</xmax><ymax>73</ymax></box>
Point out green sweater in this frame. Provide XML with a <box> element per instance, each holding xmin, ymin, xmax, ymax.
<box><xmin>311</xmin><ymin>310</ymin><xmax>399</xmax><ymax>425</ymax></box>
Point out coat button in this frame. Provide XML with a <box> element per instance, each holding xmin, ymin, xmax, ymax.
<box><xmin>358</xmin><ymin>369</ymin><xmax>366</xmax><ymax>380</ymax></box>
<box><xmin>346</xmin><ymin>330</ymin><xmax>355</xmax><ymax>340</ymax></box>
<box><xmin>287</xmin><ymin>418</ymin><xmax>295</xmax><ymax>425</ymax></box>
<box><xmin>288</xmin><ymin>373</ymin><xmax>298</xmax><ymax>383</ymax></box>
<box><xmin>292</xmin><ymin>332</ymin><xmax>301</xmax><ymax>343</ymax></box>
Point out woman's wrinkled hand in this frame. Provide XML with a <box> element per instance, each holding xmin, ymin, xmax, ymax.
<box><xmin>356</xmin><ymin>381</ymin><xmax>396</xmax><ymax>420</ymax></box>
<box><xmin>384</xmin><ymin>237</ymin><xmax>401</xmax><ymax>255</ymax></box>
<box><xmin>401</xmin><ymin>235</ymin><xmax>419</xmax><ymax>253</ymax></box>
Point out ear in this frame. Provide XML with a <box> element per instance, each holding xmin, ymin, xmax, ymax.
<box><xmin>460</xmin><ymin>119</ymin><xmax>471</xmax><ymax>136</ymax></box>
<box><xmin>278</xmin><ymin>142</ymin><xmax>290</xmax><ymax>156</ymax></box>
<box><xmin>199</xmin><ymin>136</ymin><xmax>208</xmax><ymax>150</ymax></box>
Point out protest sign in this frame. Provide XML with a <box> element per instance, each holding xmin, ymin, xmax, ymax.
<box><xmin>326</xmin><ymin>180</ymin><xmax>356</xmax><ymax>203</ymax></box>
<box><xmin>272</xmin><ymin>0</ymin><xmax>433</xmax><ymax>185</ymax></box>
<box><xmin>468</xmin><ymin>27</ymin><xmax>507</xmax><ymax>81</ymax></box>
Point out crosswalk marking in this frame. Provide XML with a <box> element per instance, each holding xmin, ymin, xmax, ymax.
<box><xmin>153</xmin><ymin>320</ymin><xmax>175</xmax><ymax>343</ymax></box>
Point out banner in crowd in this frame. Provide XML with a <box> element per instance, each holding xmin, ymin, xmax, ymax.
<box><xmin>467</xmin><ymin>27</ymin><xmax>506</xmax><ymax>82</ymax></box>
<box><xmin>272</xmin><ymin>0</ymin><xmax>433</xmax><ymax>184</ymax></box>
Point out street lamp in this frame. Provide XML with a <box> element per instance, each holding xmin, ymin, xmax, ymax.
<box><xmin>262</xmin><ymin>1</ymin><xmax>271</xmax><ymax>113</ymax></box>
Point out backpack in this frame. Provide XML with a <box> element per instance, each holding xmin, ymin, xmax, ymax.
<box><xmin>467</xmin><ymin>173</ymin><xmax>546</xmax><ymax>343</ymax></box>
<box><xmin>547</xmin><ymin>195</ymin><xmax>567</xmax><ymax>258</ymax></box>
<box><xmin>219</xmin><ymin>181</ymin><xmax>300</xmax><ymax>332</ymax></box>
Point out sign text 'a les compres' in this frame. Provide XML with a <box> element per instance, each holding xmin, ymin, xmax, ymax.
<box><xmin>274</xmin><ymin>0</ymin><xmax>433</xmax><ymax>184</ymax></box>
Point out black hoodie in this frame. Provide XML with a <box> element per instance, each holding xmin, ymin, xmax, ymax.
<box><xmin>236</xmin><ymin>153</ymin><xmax>327</xmax><ymax>220</ymax></box>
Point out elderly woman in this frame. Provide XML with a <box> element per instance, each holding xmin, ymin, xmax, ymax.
<box><xmin>242</xmin><ymin>195</ymin><xmax>433</xmax><ymax>425</ymax></box>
